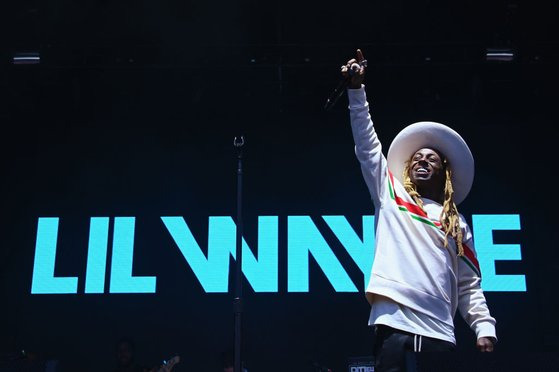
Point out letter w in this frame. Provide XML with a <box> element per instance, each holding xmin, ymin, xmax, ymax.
<box><xmin>161</xmin><ymin>216</ymin><xmax>278</xmax><ymax>293</ymax></box>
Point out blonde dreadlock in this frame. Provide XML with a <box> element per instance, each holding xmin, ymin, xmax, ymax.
<box><xmin>403</xmin><ymin>161</ymin><xmax>424</xmax><ymax>210</ymax></box>
<box><xmin>403</xmin><ymin>160</ymin><xmax>464</xmax><ymax>256</ymax></box>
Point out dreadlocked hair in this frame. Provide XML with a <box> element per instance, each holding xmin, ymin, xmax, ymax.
<box><xmin>402</xmin><ymin>160</ymin><xmax>464</xmax><ymax>256</ymax></box>
<box><xmin>403</xmin><ymin>161</ymin><xmax>424</xmax><ymax>209</ymax></box>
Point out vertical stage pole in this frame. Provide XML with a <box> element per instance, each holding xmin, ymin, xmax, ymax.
<box><xmin>233</xmin><ymin>136</ymin><xmax>245</xmax><ymax>372</ymax></box>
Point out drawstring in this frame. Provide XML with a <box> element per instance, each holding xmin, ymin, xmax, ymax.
<box><xmin>413</xmin><ymin>334</ymin><xmax>423</xmax><ymax>352</ymax></box>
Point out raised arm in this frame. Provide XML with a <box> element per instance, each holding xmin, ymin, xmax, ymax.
<box><xmin>457</xmin><ymin>223</ymin><xmax>497</xmax><ymax>352</ymax></box>
<box><xmin>344</xmin><ymin>50</ymin><xmax>388</xmax><ymax>208</ymax></box>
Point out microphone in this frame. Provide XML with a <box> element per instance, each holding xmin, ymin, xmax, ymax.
<box><xmin>324</xmin><ymin>59</ymin><xmax>367</xmax><ymax>111</ymax></box>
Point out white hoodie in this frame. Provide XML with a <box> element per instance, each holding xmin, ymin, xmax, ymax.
<box><xmin>348</xmin><ymin>86</ymin><xmax>497</xmax><ymax>342</ymax></box>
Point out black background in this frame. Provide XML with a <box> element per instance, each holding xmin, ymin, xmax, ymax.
<box><xmin>1</xmin><ymin>0</ymin><xmax>558</xmax><ymax>371</ymax></box>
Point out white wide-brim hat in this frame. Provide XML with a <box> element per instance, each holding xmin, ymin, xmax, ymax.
<box><xmin>386</xmin><ymin>121</ymin><xmax>474</xmax><ymax>205</ymax></box>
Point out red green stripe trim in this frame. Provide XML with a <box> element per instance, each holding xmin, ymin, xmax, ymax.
<box><xmin>388</xmin><ymin>171</ymin><xmax>441</xmax><ymax>227</ymax></box>
<box><xmin>388</xmin><ymin>170</ymin><xmax>482</xmax><ymax>278</ymax></box>
<box><xmin>461</xmin><ymin>243</ymin><xmax>481</xmax><ymax>277</ymax></box>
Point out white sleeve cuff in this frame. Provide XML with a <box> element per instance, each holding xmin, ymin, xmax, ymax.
<box><xmin>475</xmin><ymin>321</ymin><xmax>497</xmax><ymax>342</ymax></box>
<box><xmin>347</xmin><ymin>85</ymin><xmax>367</xmax><ymax>109</ymax></box>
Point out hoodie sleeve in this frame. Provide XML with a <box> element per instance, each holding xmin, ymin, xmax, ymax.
<box><xmin>348</xmin><ymin>85</ymin><xmax>388</xmax><ymax>209</ymax></box>
<box><xmin>457</xmin><ymin>222</ymin><xmax>497</xmax><ymax>342</ymax></box>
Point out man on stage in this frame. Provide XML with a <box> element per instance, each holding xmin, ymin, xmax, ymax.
<box><xmin>342</xmin><ymin>49</ymin><xmax>497</xmax><ymax>371</ymax></box>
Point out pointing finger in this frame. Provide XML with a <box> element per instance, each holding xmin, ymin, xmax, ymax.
<box><xmin>356</xmin><ymin>49</ymin><xmax>364</xmax><ymax>63</ymax></box>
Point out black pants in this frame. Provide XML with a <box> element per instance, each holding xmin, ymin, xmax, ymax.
<box><xmin>372</xmin><ymin>325</ymin><xmax>456</xmax><ymax>372</ymax></box>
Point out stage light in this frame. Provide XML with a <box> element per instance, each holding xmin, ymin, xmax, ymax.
<box><xmin>485</xmin><ymin>48</ymin><xmax>515</xmax><ymax>62</ymax></box>
<box><xmin>12</xmin><ymin>52</ymin><xmax>40</xmax><ymax>65</ymax></box>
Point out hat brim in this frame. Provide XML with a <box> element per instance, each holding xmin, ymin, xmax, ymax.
<box><xmin>386</xmin><ymin>121</ymin><xmax>474</xmax><ymax>205</ymax></box>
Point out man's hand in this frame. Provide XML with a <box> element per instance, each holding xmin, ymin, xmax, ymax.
<box><xmin>341</xmin><ymin>49</ymin><xmax>366</xmax><ymax>89</ymax></box>
<box><xmin>476</xmin><ymin>337</ymin><xmax>495</xmax><ymax>352</ymax></box>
